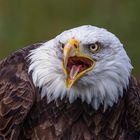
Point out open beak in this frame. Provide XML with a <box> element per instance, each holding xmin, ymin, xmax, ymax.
<box><xmin>62</xmin><ymin>39</ymin><xmax>96</xmax><ymax>88</ymax></box>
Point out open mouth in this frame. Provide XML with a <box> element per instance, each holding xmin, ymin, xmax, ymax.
<box><xmin>65</xmin><ymin>56</ymin><xmax>94</xmax><ymax>80</ymax></box>
<box><xmin>62</xmin><ymin>39</ymin><xmax>96</xmax><ymax>88</ymax></box>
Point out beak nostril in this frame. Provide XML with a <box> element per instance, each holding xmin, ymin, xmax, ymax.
<box><xmin>74</xmin><ymin>44</ymin><xmax>78</xmax><ymax>48</ymax></box>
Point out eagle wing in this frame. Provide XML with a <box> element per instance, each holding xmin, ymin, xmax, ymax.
<box><xmin>0</xmin><ymin>57</ymin><xmax>35</xmax><ymax>139</ymax></box>
<box><xmin>126</xmin><ymin>76</ymin><xmax>140</xmax><ymax>133</ymax></box>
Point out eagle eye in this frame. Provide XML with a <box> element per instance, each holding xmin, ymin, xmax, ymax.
<box><xmin>60</xmin><ymin>42</ymin><xmax>65</xmax><ymax>50</ymax></box>
<box><xmin>89</xmin><ymin>42</ymin><xmax>100</xmax><ymax>53</ymax></box>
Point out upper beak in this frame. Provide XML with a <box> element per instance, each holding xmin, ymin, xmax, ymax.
<box><xmin>63</xmin><ymin>39</ymin><xmax>80</xmax><ymax>68</ymax></box>
<box><xmin>62</xmin><ymin>39</ymin><xmax>96</xmax><ymax>88</ymax></box>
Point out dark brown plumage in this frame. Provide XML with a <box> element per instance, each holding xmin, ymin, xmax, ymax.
<box><xmin>0</xmin><ymin>44</ymin><xmax>140</xmax><ymax>140</ymax></box>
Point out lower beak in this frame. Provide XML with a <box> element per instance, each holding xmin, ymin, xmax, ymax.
<box><xmin>62</xmin><ymin>39</ymin><xmax>96</xmax><ymax>88</ymax></box>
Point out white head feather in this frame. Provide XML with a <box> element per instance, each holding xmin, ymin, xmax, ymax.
<box><xmin>28</xmin><ymin>25</ymin><xmax>133</xmax><ymax>110</ymax></box>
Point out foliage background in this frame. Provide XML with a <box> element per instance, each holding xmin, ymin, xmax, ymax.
<box><xmin>0</xmin><ymin>0</ymin><xmax>140</xmax><ymax>78</ymax></box>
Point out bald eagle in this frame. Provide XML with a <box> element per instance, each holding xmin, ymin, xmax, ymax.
<box><xmin>0</xmin><ymin>25</ymin><xmax>140</xmax><ymax>140</ymax></box>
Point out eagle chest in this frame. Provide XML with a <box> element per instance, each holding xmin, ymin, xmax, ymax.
<box><xmin>22</xmin><ymin>97</ymin><xmax>127</xmax><ymax>140</ymax></box>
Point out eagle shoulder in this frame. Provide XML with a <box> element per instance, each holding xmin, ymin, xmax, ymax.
<box><xmin>126</xmin><ymin>76</ymin><xmax>140</xmax><ymax>132</ymax></box>
<box><xmin>0</xmin><ymin>43</ymin><xmax>42</xmax><ymax>139</ymax></box>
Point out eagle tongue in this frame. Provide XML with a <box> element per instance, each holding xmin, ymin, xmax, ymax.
<box><xmin>69</xmin><ymin>65</ymin><xmax>81</xmax><ymax>80</ymax></box>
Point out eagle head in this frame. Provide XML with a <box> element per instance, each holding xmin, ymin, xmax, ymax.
<box><xmin>29</xmin><ymin>25</ymin><xmax>133</xmax><ymax>110</ymax></box>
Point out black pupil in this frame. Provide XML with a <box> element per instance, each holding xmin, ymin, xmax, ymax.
<box><xmin>62</xmin><ymin>44</ymin><xmax>64</xmax><ymax>49</ymax></box>
<box><xmin>91</xmin><ymin>45</ymin><xmax>96</xmax><ymax>49</ymax></box>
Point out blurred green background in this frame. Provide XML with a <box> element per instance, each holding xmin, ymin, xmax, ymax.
<box><xmin>0</xmin><ymin>0</ymin><xmax>140</xmax><ymax>78</ymax></box>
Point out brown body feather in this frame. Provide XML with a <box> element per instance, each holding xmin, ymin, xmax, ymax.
<box><xmin>0</xmin><ymin>44</ymin><xmax>140</xmax><ymax>140</ymax></box>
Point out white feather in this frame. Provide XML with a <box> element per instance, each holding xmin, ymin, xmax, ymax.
<box><xmin>28</xmin><ymin>25</ymin><xmax>133</xmax><ymax>110</ymax></box>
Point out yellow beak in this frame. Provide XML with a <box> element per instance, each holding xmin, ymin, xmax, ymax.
<box><xmin>62</xmin><ymin>39</ymin><xmax>96</xmax><ymax>88</ymax></box>
<box><xmin>63</xmin><ymin>39</ymin><xmax>80</xmax><ymax>68</ymax></box>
